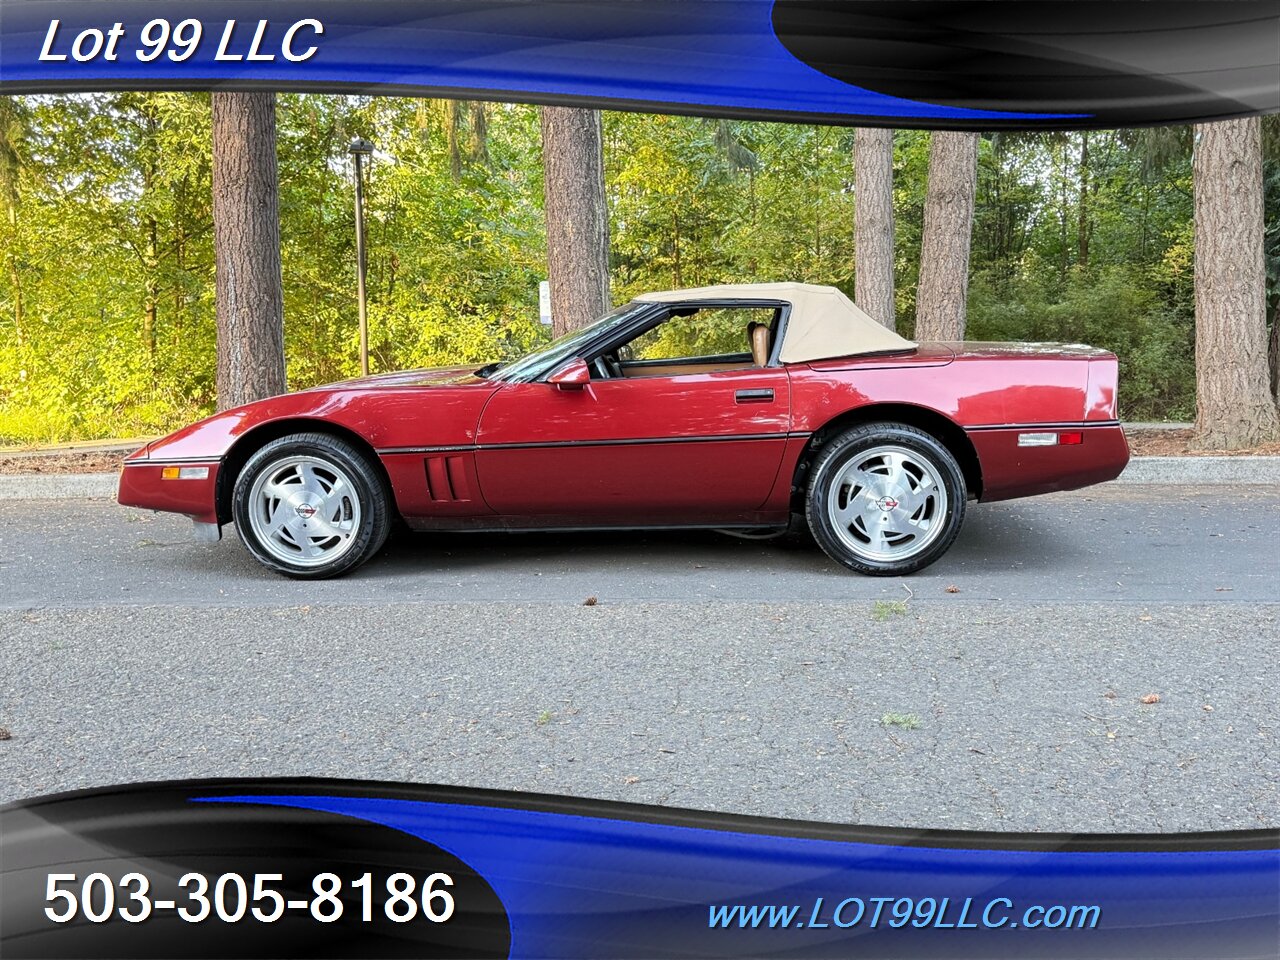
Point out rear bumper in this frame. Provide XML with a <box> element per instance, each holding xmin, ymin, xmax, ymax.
<box><xmin>968</xmin><ymin>422</ymin><xmax>1130</xmax><ymax>502</ymax></box>
<box><xmin>117</xmin><ymin>461</ymin><xmax>221</xmax><ymax>525</ymax></box>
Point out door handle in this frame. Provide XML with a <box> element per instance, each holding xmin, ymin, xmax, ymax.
<box><xmin>735</xmin><ymin>388</ymin><xmax>774</xmax><ymax>403</ymax></box>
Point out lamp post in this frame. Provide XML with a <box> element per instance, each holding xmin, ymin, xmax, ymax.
<box><xmin>348</xmin><ymin>137</ymin><xmax>374</xmax><ymax>376</ymax></box>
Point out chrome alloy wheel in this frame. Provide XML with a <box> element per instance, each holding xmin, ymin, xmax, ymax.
<box><xmin>825</xmin><ymin>444</ymin><xmax>950</xmax><ymax>563</ymax></box>
<box><xmin>246</xmin><ymin>455</ymin><xmax>363</xmax><ymax>568</ymax></box>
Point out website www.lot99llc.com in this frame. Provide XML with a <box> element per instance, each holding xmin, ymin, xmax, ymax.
<box><xmin>708</xmin><ymin>896</ymin><xmax>1101</xmax><ymax>931</ymax></box>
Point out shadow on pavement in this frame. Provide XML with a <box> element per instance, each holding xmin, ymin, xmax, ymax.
<box><xmin>346</xmin><ymin>501</ymin><xmax>1078</xmax><ymax>580</ymax></box>
<box><xmin>107</xmin><ymin>498</ymin><xmax>1080</xmax><ymax>585</ymax></box>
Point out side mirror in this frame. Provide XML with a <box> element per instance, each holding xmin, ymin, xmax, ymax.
<box><xmin>547</xmin><ymin>357</ymin><xmax>591</xmax><ymax>389</ymax></box>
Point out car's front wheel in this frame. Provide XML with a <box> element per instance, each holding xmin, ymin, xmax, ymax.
<box><xmin>232</xmin><ymin>433</ymin><xmax>391</xmax><ymax>578</ymax></box>
<box><xmin>805</xmin><ymin>423</ymin><xmax>966</xmax><ymax>576</ymax></box>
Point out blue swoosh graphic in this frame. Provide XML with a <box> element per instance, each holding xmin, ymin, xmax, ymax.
<box><xmin>0</xmin><ymin>0</ymin><xmax>1081</xmax><ymax>122</ymax></box>
<box><xmin>198</xmin><ymin>794</ymin><xmax>1279</xmax><ymax>958</ymax></box>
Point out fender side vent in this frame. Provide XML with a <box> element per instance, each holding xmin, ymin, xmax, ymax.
<box><xmin>424</xmin><ymin>455</ymin><xmax>472</xmax><ymax>502</ymax></box>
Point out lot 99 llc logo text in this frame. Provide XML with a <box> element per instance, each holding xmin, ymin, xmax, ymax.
<box><xmin>38</xmin><ymin>18</ymin><xmax>324</xmax><ymax>64</ymax></box>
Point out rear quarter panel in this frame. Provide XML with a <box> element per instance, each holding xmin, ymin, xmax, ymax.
<box><xmin>793</xmin><ymin>345</ymin><xmax>1094</xmax><ymax>431</ymax></box>
<box><xmin>790</xmin><ymin>343</ymin><xmax>1127</xmax><ymax>502</ymax></box>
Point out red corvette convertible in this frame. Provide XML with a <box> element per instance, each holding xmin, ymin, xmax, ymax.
<box><xmin>118</xmin><ymin>283</ymin><xmax>1129</xmax><ymax>578</ymax></box>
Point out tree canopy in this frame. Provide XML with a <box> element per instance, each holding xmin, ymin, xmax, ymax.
<box><xmin>1</xmin><ymin>93</ymin><xmax>1277</xmax><ymax>443</ymax></box>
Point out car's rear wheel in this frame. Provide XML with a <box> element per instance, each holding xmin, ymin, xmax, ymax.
<box><xmin>232</xmin><ymin>433</ymin><xmax>390</xmax><ymax>578</ymax></box>
<box><xmin>805</xmin><ymin>423</ymin><xmax>966</xmax><ymax>576</ymax></box>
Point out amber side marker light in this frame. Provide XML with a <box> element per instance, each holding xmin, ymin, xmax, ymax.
<box><xmin>1018</xmin><ymin>431</ymin><xmax>1084</xmax><ymax>447</ymax></box>
<box><xmin>161</xmin><ymin>466</ymin><xmax>209</xmax><ymax>480</ymax></box>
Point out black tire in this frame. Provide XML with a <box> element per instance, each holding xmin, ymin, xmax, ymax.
<box><xmin>805</xmin><ymin>422</ymin><xmax>966</xmax><ymax>576</ymax></box>
<box><xmin>232</xmin><ymin>432</ymin><xmax>391</xmax><ymax>579</ymax></box>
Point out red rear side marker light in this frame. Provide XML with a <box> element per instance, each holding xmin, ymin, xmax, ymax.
<box><xmin>1059</xmin><ymin>431</ymin><xmax>1084</xmax><ymax>445</ymax></box>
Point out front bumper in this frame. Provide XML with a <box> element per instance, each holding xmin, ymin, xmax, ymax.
<box><xmin>117</xmin><ymin>460</ymin><xmax>222</xmax><ymax>526</ymax></box>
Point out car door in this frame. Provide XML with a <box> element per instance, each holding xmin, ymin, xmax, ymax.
<box><xmin>474</xmin><ymin>366</ymin><xmax>791</xmax><ymax>525</ymax></box>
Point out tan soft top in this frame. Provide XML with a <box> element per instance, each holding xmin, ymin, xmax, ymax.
<box><xmin>634</xmin><ymin>282</ymin><xmax>916</xmax><ymax>363</ymax></box>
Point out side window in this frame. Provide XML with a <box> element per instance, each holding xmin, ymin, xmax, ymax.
<box><xmin>623</xmin><ymin>306</ymin><xmax>777</xmax><ymax>363</ymax></box>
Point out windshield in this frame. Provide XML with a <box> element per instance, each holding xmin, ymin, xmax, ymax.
<box><xmin>487</xmin><ymin>302</ymin><xmax>651</xmax><ymax>382</ymax></box>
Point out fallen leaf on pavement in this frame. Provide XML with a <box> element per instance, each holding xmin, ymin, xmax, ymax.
<box><xmin>583</xmin><ymin>596</ymin><xmax>598</xmax><ymax>606</ymax></box>
<box><xmin>945</xmin><ymin>585</ymin><xmax>960</xmax><ymax>594</ymax></box>
<box><xmin>622</xmin><ymin>776</ymin><xmax>640</xmax><ymax>785</ymax></box>
<box><xmin>1140</xmin><ymin>693</ymin><xmax>1161</xmax><ymax>705</ymax></box>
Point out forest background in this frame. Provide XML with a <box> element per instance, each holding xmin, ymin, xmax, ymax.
<box><xmin>1</xmin><ymin>93</ymin><xmax>1278</xmax><ymax>443</ymax></box>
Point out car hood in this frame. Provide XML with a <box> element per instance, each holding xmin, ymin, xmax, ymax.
<box><xmin>132</xmin><ymin>363</ymin><xmax>498</xmax><ymax>464</ymax></box>
<box><xmin>305</xmin><ymin>364</ymin><xmax>491</xmax><ymax>390</ymax></box>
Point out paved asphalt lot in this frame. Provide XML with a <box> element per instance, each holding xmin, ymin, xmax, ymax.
<box><xmin>1</xmin><ymin>485</ymin><xmax>1276</xmax><ymax>834</ymax></box>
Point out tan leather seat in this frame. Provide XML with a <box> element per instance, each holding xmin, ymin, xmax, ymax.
<box><xmin>748</xmin><ymin>322</ymin><xmax>771</xmax><ymax>366</ymax></box>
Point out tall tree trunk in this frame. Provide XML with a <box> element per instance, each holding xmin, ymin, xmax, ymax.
<box><xmin>5</xmin><ymin>201</ymin><xmax>21</xmax><ymax>348</ymax></box>
<box><xmin>1192</xmin><ymin>117</ymin><xmax>1279</xmax><ymax>449</ymax></box>
<box><xmin>6</xmin><ymin>248</ymin><xmax>22</xmax><ymax>348</ymax></box>
<box><xmin>212</xmin><ymin>92</ymin><xmax>286</xmax><ymax>411</ymax></box>
<box><xmin>854</xmin><ymin>127</ymin><xmax>895</xmax><ymax>328</ymax></box>
<box><xmin>173</xmin><ymin>176</ymin><xmax>187</xmax><ymax>334</ymax></box>
<box><xmin>439</xmin><ymin>100</ymin><xmax>490</xmax><ymax>179</ymax></box>
<box><xmin>4</xmin><ymin>188</ymin><xmax>20</xmax><ymax>348</ymax></box>
<box><xmin>1057</xmin><ymin>139</ymin><xmax>1069</xmax><ymax>280</ymax></box>
<box><xmin>812</xmin><ymin>127</ymin><xmax>822</xmax><ymax>263</ymax></box>
<box><xmin>672</xmin><ymin>212</ymin><xmax>682</xmax><ymax>288</ymax></box>
<box><xmin>144</xmin><ymin>215</ymin><xmax>158</xmax><ymax>372</ymax></box>
<box><xmin>0</xmin><ymin>97</ymin><xmax>23</xmax><ymax>347</ymax></box>
<box><xmin>1077</xmin><ymin>132</ymin><xmax>1090</xmax><ymax>270</ymax></box>
<box><xmin>139</xmin><ymin>102</ymin><xmax>159</xmax><ymax>379</ymax></box>
<box><xmin>915</xmin><ymin>131</ymin><xmax>978</xmax><ymax>342</ymax></box>
<box><xmin>540</xmin><ymin>106</ymin><xmax>610</xmax><ymax>336</ymax></box>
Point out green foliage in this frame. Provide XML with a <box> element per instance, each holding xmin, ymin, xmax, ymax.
<box><xmin>607</xmin><ymin>116</ymin><xmax>854</xmax><ymax>299</ymax></box>
<box><xmin>0</xmin><ymin>93</ymin><xmax>548</xmax><ymax>441</ymax></box>
<box><xmin>968</xmin><ymin>265</ymin><xmax>1195</xmax><ymax>420</ymax></box>
<box><xmin>0</xmin><ymin>94</ymin><xmax>1222</xmax><ymax>443</ymax></box>
<box><xmin>0</xmin><ymin>92</ymin><xmax>215</xmax><ymax>441</ymax></box>
<box><xmin>629</xmin><ymin>307</ymin><xmax>765</xmax><ymax>360</ymax></box>
<box><xmin>958</xmin><ymin>127</ymin><xmax>1198</xmax><ymax>421</ymax></box>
